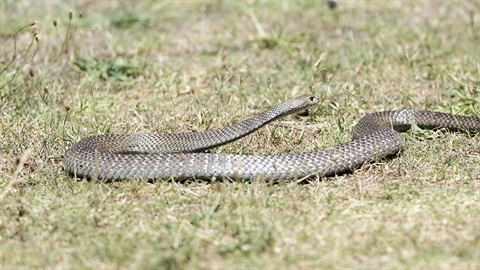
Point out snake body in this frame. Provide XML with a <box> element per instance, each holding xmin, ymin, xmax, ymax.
<box><xmin>64</xmin><ymin>94</ymin><xmax>480</xmax><ymax>181</ymax></box>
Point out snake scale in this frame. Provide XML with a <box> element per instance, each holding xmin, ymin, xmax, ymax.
<box><xmin>64</xmin><ymin>94</ymin><xmax>480</xmax><ymax>181</ymax></box>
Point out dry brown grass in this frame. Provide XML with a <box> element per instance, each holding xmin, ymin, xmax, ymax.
<box><xmin>1</xmin><ymin>0</ymin><xmax>479</xmax><ymax>269</ymax></box>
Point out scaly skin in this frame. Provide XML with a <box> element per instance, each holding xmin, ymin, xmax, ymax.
<box><xmin>64</xmin><ymin>95</ymin><xmax>480</xmax><ymax>181</ymax></box>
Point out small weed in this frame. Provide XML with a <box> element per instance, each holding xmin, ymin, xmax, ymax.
<box><xmin>73</xmin><ymin>54</ymin><xmax>145</xmax><ymax>81</ymax></box>
<box><xmin>0</xmin><ymin>21</ymin><xmax>39</xmax><ymax>92</ymax></box>
<box><xmin>52</xmin><ymin>11</ymin><xmax>80</xmax><ymax>56</ymax></box>
<box><xmin>109</xmin><ymin>11</ymin><xmax>151</xmax><ymax>29</ymax></box>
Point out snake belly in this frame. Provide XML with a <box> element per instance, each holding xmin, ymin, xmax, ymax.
<box><xmin>64</xmin><ymin>94</ymin><xmax>480</xmax><ymax>181</ymax></box>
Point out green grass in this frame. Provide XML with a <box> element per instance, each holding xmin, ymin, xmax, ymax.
<box><xmin>1</xmin><ymin>0</ymin><xmax>479</xmax><ymax>269</ymax></box>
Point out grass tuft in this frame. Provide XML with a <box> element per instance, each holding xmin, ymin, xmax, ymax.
<box><xmin>73</xmin><ymin>54</ymin><xmax>145</xmax><ymax>82</ymax></box>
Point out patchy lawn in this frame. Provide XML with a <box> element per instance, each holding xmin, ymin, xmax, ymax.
<box><xmin>1</xmin><ymin>1</ymin><xmax>479</xmax><ymax>269</ymax></box>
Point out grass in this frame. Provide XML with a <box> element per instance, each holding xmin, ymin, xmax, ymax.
<box><xmin>1</xmin><ymin>0</ymin><xmax>479</xmax><ymax>269</ymax></box>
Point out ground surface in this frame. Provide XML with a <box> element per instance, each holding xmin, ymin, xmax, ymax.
<box><xmin>1</xmin><ymin>1</ymin><xmax>479</xmax><ymax>269</ymax></box>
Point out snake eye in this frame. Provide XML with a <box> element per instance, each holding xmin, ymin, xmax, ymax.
<box><xmin>309</xmin><ymin>96</ymin><xmax>316</xmax><ymax>102</ymax></box>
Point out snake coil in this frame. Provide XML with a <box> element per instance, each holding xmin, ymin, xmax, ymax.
<box><xmin>64</xmin><ymin>94</ymin><xmax>480</xmax><ymax>181</ymax></box>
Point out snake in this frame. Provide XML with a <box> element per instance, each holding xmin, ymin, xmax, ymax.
<box><xmin>64</xmin><ymin>94</ymin><xmax>480</xmax><ymax>181</ymax></box>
